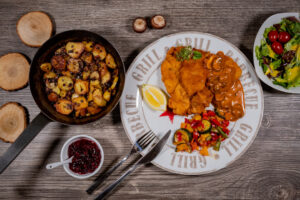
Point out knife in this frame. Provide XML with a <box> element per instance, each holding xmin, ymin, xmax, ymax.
<box><xmin>94</xmin><ymin>130</ymin><xmax>171</xmax><ymax>200</ymax></box>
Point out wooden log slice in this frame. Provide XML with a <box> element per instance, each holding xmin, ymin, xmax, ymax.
<box><xmin>17</xmin><ymin>11</ymin><xmax>53</xmax><ymax>47</ymax></box>
<box><xmin>0</xmin><ymin>102</ymin><xmax>27</xmax><ymax>143</ymax></box>
<box><xmin>0</xmin><ymin>53</ymin><xmax>30</xmax><ymax>91</ymax></box>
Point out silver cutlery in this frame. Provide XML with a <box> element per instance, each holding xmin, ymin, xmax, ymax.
<box><xmin>87</xmin><ymin>130</ymin><xmax>156</xmax><ymax>194</ymax></box>
<box><xmin>94</xmin><ymin>130</ymin><xmax>171</xmax><ymax>200</ymax></box>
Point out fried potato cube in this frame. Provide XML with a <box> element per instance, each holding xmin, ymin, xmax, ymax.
<box><xmin>43</xmin><ymin>72</ymin><xmax>57</xmax><ymax>79</ymax></box>
<box><xmin>83</xmin><ymin>41</ymin><xmax>94</xmax><ymax>52</ymax></box>
<box><xmin>72</xmin><ymin>93</ymin><xmax>79</xmax><ymax>100</ymax></box>
<box><xmin>51</xmin><ymin>55</ymin><xmax>66</xmax><ymax>70</ymax></box>
<box><xmin>90</xmin><ymin>80</ymin><xmax>101</xmax><ymax>89</ymax></box>
<box><xmin>87</xmin><ymin>103</ymin><xmax>101</xmax><ymax>115</ymax></box>
<box><xmin>40</xmin><ymin>63</ymin><xmax>52</xmax><ymax>72</ymax></box>
<box><xmin>99</xmin><ymin>63</ymin><xmax>111</xmax><ymax>84</ymax></box>
<box><xmin>54</xmin><ymin>99</ymin><xmax>73</xmax><ymax>115</ymax></box>
<box><xmin>92</xmin><ymin>44</ymin><xmax>106</xmax><ymax>60</ymax></box>
<box><xmin>45</xmin><ymin>79</ymin><xmax>56</xmax><ymax>89</ymax></box>
<box><xmin>92</xmin><ymin>89</ymin><xmax>107</xmax><ymax>107</ymax></box>
<box><xmin>87</xmin><ymin>91</ymin><xmax>93</xmax><ymax>102</ymax></box>
<box><xmin>81</xmin><ymin>52</ymin><xmax>93</xmax><ymax>64</ymax></box>
<box><xmin>61</xmin><ymin>71</ymin><xmax>72</xmax><ymax>77</ymax></box>
<box><xmin>105</xmin><ymin>54</ymin><xmax>117</xmax><ymax>69</ymax></box>
<box><xmin>90</xmin><ymin>71</ymin><xmax>100</xmax><ymax>80</ymax></box>
<box><xmin>58</xmin><ymin>76</ymin><xmax>73</xmax><ymax>91</ymax></box>
<box><xmin>75</xmin><ymin>109</ymin><xmax>86</xmax><ymax>117</ymax></box>
<box><xmin>82</xmin><ymin>71</ymin><xmax>90</xmax><ymax>80</ymax></box>
<box><xmin>60</xmin><ymin>90</ymin><xmax>67</xmax><ymax>98</ymax></box>
<box><xmin>74</xmin><ymin>79</ymin><xmax>89</xmax><ymax>95</ymax></box>
<box><xmin>66</xmin><ymin>42</ymin><xmax>85</xmax><ymax>58</ymax></box>
<box><xmin>52</xmin><ymin>86</ymin><xmax>60</xmax><ymax>95</ymax></box>
<box><xmin>103</xmin><ymin>90</ymin><xmax>111</xmax><ymax>101</ymax></box>
<box><xmin>67</xmin><ymin>58</ymin><xmax>82</xmax><ymax>73</ymax></box>
<box><xmin>110</xmin><ymin>76</ymin><xmax>119</xmax><ymax>90</ymax></box>
<box><xmin>72</xmin><ymin>96</ymin><xmax>88</xmax><ymax>110</ymax></box>
<box><xmin>48</xmin><ymin>92</ymin><xmax>58</xmax><ymax>102</ymax></box>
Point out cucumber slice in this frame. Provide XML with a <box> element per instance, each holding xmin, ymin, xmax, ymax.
<box><xmin>198</xmin><ymin>120</ymin><xmax>212</xmax><ymax>134</ymax></box>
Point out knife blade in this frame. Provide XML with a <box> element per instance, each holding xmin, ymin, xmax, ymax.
<box><xmin>94</xmin><ymin>129</ymin><xmax>171</xmax><ymax>200</ymax></box>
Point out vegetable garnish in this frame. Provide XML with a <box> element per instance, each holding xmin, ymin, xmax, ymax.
<box><xmin>160</xmin><ymin>109</ymin><xmax>175</xmax><ymax>123</ymax></box>
<box><xmin>175</xmin><ymin>46</ymin><xmax>202</xmax><ymax>61</ymax></box>
<box><xmin>255</xmin><ymin>17</ymin><xmax>300</xmax><ymax>89</ymax></box>
<box><xmin>172</xmin><ymin>110</ymin><xmax>230</xmax><ymax>156</ymax></box>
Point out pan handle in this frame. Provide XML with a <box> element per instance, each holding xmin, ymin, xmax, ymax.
<box><xmin>0</xmin><ymin>112</ymin><xmax>51</xmax><ymax>174</ymax></box>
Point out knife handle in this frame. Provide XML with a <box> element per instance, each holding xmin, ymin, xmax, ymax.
<box><xmin>94</xmin><ymin>163</ymin><xmax>139</xmax><ymax>200</ymax></box>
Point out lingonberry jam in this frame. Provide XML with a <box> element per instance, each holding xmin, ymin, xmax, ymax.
<box><xmin>68</xmin><ymin>138</ymin><xmax>101</xmax><ymax>174</ymax></box>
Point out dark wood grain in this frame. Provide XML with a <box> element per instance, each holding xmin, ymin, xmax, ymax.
<box><xmin>0</xmin><ymin>0</ymin><xmax>299</xmax><ymax>199</ymax></box>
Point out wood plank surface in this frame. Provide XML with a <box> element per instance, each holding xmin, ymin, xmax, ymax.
<box><xmin>0</xmin><ymin>0</ymin><xmax>299</xmax><ymax>199</ymax></box>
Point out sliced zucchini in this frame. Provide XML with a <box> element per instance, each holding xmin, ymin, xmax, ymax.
<box><xmin>175</xmin><ymin>143</ymin><xmax>192</xmax><ymax>153</ymax></box>
<box><xmin>198</xmin><ymin>120</ymin><xmax>211</xmax><ymax>134</ymax></box>
<box><xmin>173</xmin><ymin>129</ymin><xmax>192</xmax><ymax>144</ymax></box>
<box><xmin>215</xmin><ymin>108</ymin><xmax>225</xmax><ymax>119</ymax></box>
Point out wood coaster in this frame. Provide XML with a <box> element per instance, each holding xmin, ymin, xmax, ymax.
<box><xmin>0</xmin><ymin>53</ymin><xmax>30</xmax><ymax>91</ymax></box>
<box><xmin>0</xmin><ymin>102</ymin><xmax>27</xmax><ymax>143</ymax></box>
<box><xmin>17</xmin><ymin>11</ymin><xmax>53</xmax><ymax>47</ymax></box>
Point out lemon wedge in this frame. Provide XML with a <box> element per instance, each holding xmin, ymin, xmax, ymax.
<box><xmin>142</xmin><ymin>84</ymin><xmax>167</xmax><ymax>111</ymax></box>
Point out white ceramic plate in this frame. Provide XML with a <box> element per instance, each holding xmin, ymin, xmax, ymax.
<box><xmin>120</xmin><ymin>32</ymin><xmax>264</xmax><ymax>175</ymax></box>
<box><xmin>253</xmin><ymin>12</ymin><xmax>300</xmax><ymax>93</ymax></box>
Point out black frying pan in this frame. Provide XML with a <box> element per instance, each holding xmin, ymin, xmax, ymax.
<box><xmin>0</xmin><ymin>30</ymin><xmax>125</xmax><ymax>174</ymax></box>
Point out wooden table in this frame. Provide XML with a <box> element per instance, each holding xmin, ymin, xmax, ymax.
<box><xmin>0</xmin><ymin>0</ymin><xmax>299</xmax><ymax>199</ymax></box>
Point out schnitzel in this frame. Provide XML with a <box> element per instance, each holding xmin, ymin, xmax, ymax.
<box><xmin>160</xmin><ymin>46</ymin><xmax>245</xmax><ymax>121</ymax></box>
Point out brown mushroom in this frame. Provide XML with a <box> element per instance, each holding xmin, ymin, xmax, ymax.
<box><xmin>133</xmin><ymin>17</ymin><xmax>147</xmax><ymax>33</ymax></box>
<box><xmin>150</xmin><ymin>15</ymin><xmax>166</xmax><ymax>29</ymax></box>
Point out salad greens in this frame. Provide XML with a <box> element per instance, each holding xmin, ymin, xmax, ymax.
<box><xmin>256</xmin><ymin>17</ymin><xmax>300</xmax><ymax>88</ymax></box>
<box><xmin>176</xmin><ymin>46</ymin><xmax>202</xmax><ymax>61</ymax></box>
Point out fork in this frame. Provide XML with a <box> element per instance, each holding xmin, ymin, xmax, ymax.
<box><xmin>86</xmin><ymin>130</ymin><xmax>156</xmax><ymax>194</ymax></box>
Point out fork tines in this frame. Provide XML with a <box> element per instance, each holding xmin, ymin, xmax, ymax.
<box><xmin>135</xmin><ymin>130</ymin><xmax>156</xmax><ymax>151</ymax></box>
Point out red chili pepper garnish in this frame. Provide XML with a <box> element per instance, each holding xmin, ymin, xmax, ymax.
<box><xmin>184</xmin><ymin>118</ymin><xmax>190</xmax><ymax>124</ymax></box>
<box><xmin>207</xmin><ymin>110</ymin><xmax>216</xmax><ymax>117</ymax></box>
<box><xmin>159</xmin><ymin>109</ymin><xmax>175</xmax><ymax>123</ymax></box>
<box><xmin>222</xmin><ymin>120</ymin><xmax>229</xmax><ymax>127</ymax></box>
<box><xmin>193</xmin><ymin>131</ymin><xmax>199</xmax><ymax>140</ymax></box>
<box><xmin>211</xmin><ymin>118</ymin><xmax>221</xmax><ymax>126</ymax></box>
<box><xmin>222</xmin><ymin>127</ymin><xmax>229</xmax><ymax>134</ymax></box>
<box><xmin>203</xmin><ymin>116</ymin><xmax>208</xmax><ymax>120</ymax></box>
<box><xmin>202</xmin><ymin>112</ymin><xmax>208</xmax><ymax>118</ymax></box>
<box><xmin>191</xmin><ymin>120</ymin><xmax>202</xmax><ymax>129</ymax></box>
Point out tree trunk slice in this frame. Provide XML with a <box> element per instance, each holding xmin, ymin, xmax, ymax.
<box><xmin>16</xmin><ymin>11</ymin><xmax>53</xmax><ymax>47</ymax></box>
<box><xmin>0</xmin><ymin>53</ymin><xmax>30</xmax><ymax>91</ymax></box>
<box><xmin>0</xmin><ymin>102</ymin><xmax>27</xmax><ymax>143</ymax></box>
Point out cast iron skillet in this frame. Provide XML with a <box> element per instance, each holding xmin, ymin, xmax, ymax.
<box><xmin>0</xmin><ymin>30</ymin><xmax>125</xmax><ymax>174</ymax></box>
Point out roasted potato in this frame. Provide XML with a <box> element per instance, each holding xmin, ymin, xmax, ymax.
<box><xmin>66</xmin><ymin>42</ymin><xmax>85</xmax><ymax>58</ymax></box>
<box><xmin>48</xmin><ymin>92</ymin><xmax>58</xmax><ymax>102</ymax></box>
<box><xmin>61</xmin><ymin>70</ymin><xmax>72</xmax><ymax>78</ymax></box>
<box><xmin>72</xmin><ymin>93</ymin><xmax>79</xmax><ymax>100</ymax></box>
<box><xmin>82</xmin><ymin>71</ymin><xmax>90</xmax><ymax>80</ymax></box>
<box><xmin>54</xmin><ymin>99</ymin><xmax>73</xmax><ymax>115</ymax></box>
<box><xmin>90</xmin><ymin>63</ymin><xmax>98</xmax><ymax>71</ymax></box>
<box><xmin>81</xmin><ymin>52</ymin><xmax>93</xmax><ymax>64</ymax></box>
<box><xmin>105</xmin><ymin>54</ymin><xmax>117</xmax><ymax>69</ymax></box>
<box><xmin>110</xmin><ymin>76</ymin><xmax>119</xmax><ymax>90</ymax></box>
<box><xmin>45</xmin><ymin>79</ymin><xmax>56</xmax><ymax>89</ymax></box>
<box><xmin>75</xmin><ymin>109</ymin><xmax>87</xmax><ymax>117</ymax></box>
<box><xmin>55</xmin><ymin>46</ymin><xmax>66</xmax><ymax>55</ymax></box>
<box><xmin>43</xmin><ymin>71</ymin><xmax>57</xmax><ymax>79</ymax></box>
<box><xmin>90</xmin><ymin>71</ymin><xmax>100</xmax><ymax>80</ymax></box>
<box><xmin>51</xmin><ymin>55</ymin><xmax>66</xmax><ymax>70</ymax></box>
<box><xmin>103</xmin><ymin>90</ymin><xmax>111</xmax><ymax>101</ymax></box>
<box><xmin>40</xmin><ymin>63</ymin><xmax>52</xmax><ymax>72</ymax></box>
<box><xmin>67</xmin><ymin>58</ymin><xmax>83</xmax><ymax>73</ymax></box>
<box><xmin>58</xmin><ymin>76</ymin><xmax>73</xmax><ymax>91</ymax></box>
<box><xmin>60</xmin><ymin>90</ymin><xmax>67</xmax><ymax>98</ymax></box>
<box><xmin>83</xmin><ymin>41</ymin><xmax>94</xmax><ymax>52</ymax></box>
<box><xmin>52</xmin><ymin>86</ymin><xmax>61</xmax><ymax>95</ymax></box>
<box><xmin>87</xmin><ymin>102</ymin><xmax>101</xmax><ymax>115</ymax></box>
<box><xmin>90</xmin><ymin>80</ymin><xmax>101</xmax><ymax>89</ymax></box>
<box><xmin>92</xmin><ymin>44</ymin><xmax>106</xmax><ymax>60</ymax></box>
<box><xmin>99</xmin><ymin>63</ymin><xmax>111</xmax><ymax>84</ymax></box>
<box><xmin>92</xmin><ymin>89</ymin><xmax>107</xmax><ymax>107</ymax></box>
<box><xmin>74</xmin><ymin>80</ymin><xmax>89</xmax><ymax>95</ymax></box>
<box><xmin>72</xmin><ymin>96</ymin><xmax>88</xmax><ymax>110</ymax></box>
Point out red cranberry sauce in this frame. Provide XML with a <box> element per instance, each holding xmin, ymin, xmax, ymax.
<box><xmin>68</xmin><ymin>138</ymin><xmax>101</xmax><ymax>174</ymax></box>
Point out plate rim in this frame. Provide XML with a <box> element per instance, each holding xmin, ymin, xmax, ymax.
<box><xmin>120</xmin><ymin>31</ymin><xmax>264</xmax><ymax>175</ymax></box>
<box><xmin>253</xmin><ymin>12</ymin><xmax>300</xmax><ymax>94</ymax></box>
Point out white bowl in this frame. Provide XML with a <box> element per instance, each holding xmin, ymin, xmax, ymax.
<box><xmin>60</xmin><ymin>135</ymin><xmax>104</xmax><ymax>179</ymax></box>
<box><xmin>253</xmin><ymin>12</ymin><xmax>300</xmax><ymax>93</ymax></box>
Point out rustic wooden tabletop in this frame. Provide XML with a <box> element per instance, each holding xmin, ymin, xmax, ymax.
<box><xmin>0</xmin><ymin>0</ymin><xmax>299</xmax><ymax>199</ymax></box>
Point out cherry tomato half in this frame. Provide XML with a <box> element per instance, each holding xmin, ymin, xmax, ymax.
<box><xmin>271</xmin><ymin>41</ymin><xmax>284</xmax><ymax>54</ymax></box>
<box><xmin>268</xmin><ymin>30</ymin><xmax>278</xmax><ymax>42</ymax></box>
<box><xmin>278</xmin><ymin>31</ymin><xmax>291</xmax><ymax>43</ymax></box>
